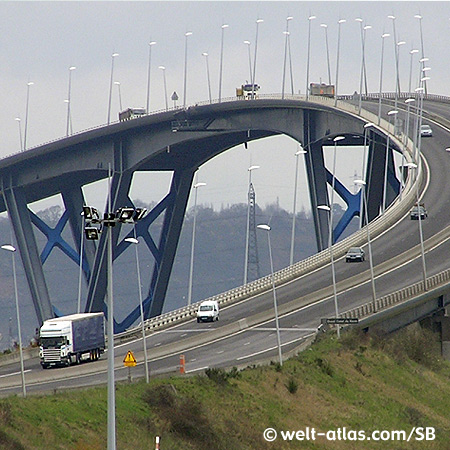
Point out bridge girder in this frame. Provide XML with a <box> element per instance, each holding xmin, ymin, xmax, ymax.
<box><xmin>0</xmin><ymin>100</ymin><xmax>400</xmax><ymax>331</ymax></box>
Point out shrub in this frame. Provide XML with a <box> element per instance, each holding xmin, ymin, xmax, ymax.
<box><xmin>286</xmin><ymin>377</ymin><xmax>298</xmax><ymax>394</ymax></box>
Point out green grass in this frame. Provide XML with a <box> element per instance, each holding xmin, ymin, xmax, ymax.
<box><xmin>0</xmin><ymin>325</ymin><xmax>449</xmax><ymax>449</ymax></box>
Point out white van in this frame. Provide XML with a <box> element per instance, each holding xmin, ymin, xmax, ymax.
<box><xmin>196</xmin><ymin>300</ymin><xmax>219</xmax><ymax>323</ymax></box>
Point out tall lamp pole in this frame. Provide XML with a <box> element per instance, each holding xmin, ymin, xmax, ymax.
<box><xmin>15</xmin><ymin>117</ymin><xmax>23</xmax><ymax>152</ymax></box>
<box><xmin>125</xmin><ymin>234</ymin><xmax>150</xmax><ymax>383</ymax></box>
<box><xmin>218</xmin><ymin>24</ymin><xmax>229</xmax><ymax>102</ymax></box>
<box><xmin>66</xmin><ymin>66</ymin><xmax>76</xmax><ymax>136</ymax></box>
<box><xmin>114</xmin><ymin>81</ymin><xmax>123</xmax><ymax>112</ymax></box>
<box><xmin>306</xmin><ymin>15</ymin><xmax>316</xmax><ymax>100</ymax></box>
<box><xmin>202</xmin><ymin>53</ymin><xmax>212</xmax><ymax>103</ymax></box>
<box><xmin>334</xmin><ymin>18</ymin><xmax>346</xmax><ymax>106</ymax></box>
<box><xmin>1</xmin><ymin>244</ymin><xmax>26</xmax><ymax>397</ymax></box>
<box><xmin>354</xmin><ymin>180</ymin><xmax>377</xmax><ymax>312</ymax></box>
<box><xmin>377</xmin><ymin>33</ymin><xmax>390</xmax><ymax>124</ymax></box>
<box><xmin>317</xmin><ymin>135</ymin><xmax>345</xmax><ymax>337</ymax></box>
<box><xmin>183</xmin><ymin>31</ymin><xmax>193</xmax><ymax>108</ymax></box>
<box><xmin>107</xmin><ymin>53</ymin><xmax>119</xmax><ymax>125</ymax></box>
<box><xmin>251</xmin><ymin>19</ymin><xmax>264</xmax><ymax>99</ymax></box>
<box><xmin>24</xmin><ymin>81</ymin><xmax>34</xmax><ymax>151</ymax></box>
<box><xmin>257</xmin><ymin>224</ymin><xmax>283</xmax><ymax>366</ymax></box>
<box><xmin>320</xmin><ymin>23</ymin><xmax>332</xmax><ymax>85</ymax></box>
<box><xmin>244</xmin><ymin>41</ymin><xmax>253</xmax><ymax>83</ymax></box>
<box><xmin>282</xmin><ymin>16</ymin><xmax>293</xmax><ymax>99</ymax></box>
<box><xmin>187</xmin><ymin>181</ymin><xmax>206</xmax><ymax>305</ymax></box>
<box><xmin>146</xmin><ymin>41</ymin><xmax>156</xmax><ymax>113</ymax></box>
<box><xmin>290</xmin><ymin>147</ymin><xmax>307</xmax><ymax>265</ymax></box>
<box><xmin>158</xmin><ymin>66</ymin><xmax>168</xmax><ymax>111</ymax></box>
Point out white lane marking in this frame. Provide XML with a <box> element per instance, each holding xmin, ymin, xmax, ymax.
<box><xmin>236</xmin><ymin>334</ymin><xmax>315</xmax><ymax>361</ymax></box>
<box><xmin>0</xmin><ymin>369</ymin><xmax>32</xmax><ymax>379</ymax></box>
<box><xmin>236</xmin><ymin>333</ymin><xmax>315</xmax><ymax>361</ymax></box>
<box><xmin>185</xmin><ymin>366</ymin><xmax>209</xmax><ymax>374</ymax></box>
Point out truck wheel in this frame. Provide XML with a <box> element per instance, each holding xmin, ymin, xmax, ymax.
<box><xmin>67</xmin><ymin>355</ymin><xmax>72</xmax><ymax>366</ymax></box>
<box><xmin>76</xmin><ymin>353</ymin><xmax>81</xmax><ymax>364</ymax></box>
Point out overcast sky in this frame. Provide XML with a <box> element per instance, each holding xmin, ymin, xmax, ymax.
<box><xmin>1</xmin><ymin>1</ymin><xmax>449</xmax><ymax>214</ymax></box>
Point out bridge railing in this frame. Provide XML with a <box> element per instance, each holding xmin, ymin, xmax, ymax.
<box><xmin>115</xmin><ymin>96</ymin><xmax>424</xmax><ymax>341</ymax></box>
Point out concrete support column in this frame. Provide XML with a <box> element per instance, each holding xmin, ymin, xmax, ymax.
<box><xmin>1</xmin><ymin>181</ymin><xmax>53</xmax><ymax>325</ymax></box>
<box><xmin>61</xmin><ymin>185</ymin><xmax>97</xmax><ymax>284</ymax></box>
<box><xmin>303</xmin><ymin>110</ymin><xmax>329</xmax><ymax>252</ymax></box>
<box><xmin>149</xmin><ymin>166</ymin><xmax>196</xmax><ymax>318</ymax></box>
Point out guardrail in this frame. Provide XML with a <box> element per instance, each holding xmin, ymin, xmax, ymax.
<box><xmin>115</xmin><ymin>96</ymin><xmax>423</xmax><ymax>343</ymax></box>
<box><xmin>341</xmin><ymin>267</ymin><xmax>450</xmax><ymax>321</ymax></box>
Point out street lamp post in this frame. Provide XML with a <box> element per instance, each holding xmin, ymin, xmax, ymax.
<box><xmin>202</xmin><ymin>53</ymin><xmax>212</xmax><ymax>104</ymax></box>
<box><xmin>334</xmin><ymin>18</ymin><xmax>346</xmax><ymax>106</ymax></box>
<box><xmin>290</xmin><ymin>147</ymin><xmax>307</xmax><ymax>266</ymax></box>
<box><xmin>1</xmin><ymin>244</ymin><xmax>26</xmax><ymax>397</ymax></box>
<box><xmin>317</xmin><ymin>204</ymin><xmax>340</xmax><ymax>337</ymax></box>
<box><xmin>383</xmin><ymin>109</ymin><xmax>398</xmax><ymax>214</ymax></box>
<box><xmin>244</xmin><ymin>41</ymin><xmax>252</xmax><ymax>83</ymax></box>
<box><xmin>244</xmin><ymin>165</ymin><xmax>260</xmax><ymax>285</ymax></box>
<box><xmin>24</xmin><ymin>81</ymin><xmax>34</xmax><ymax>151</ymax></box>
<box><xmin>83</xmin><ymin>204</ymin><xmax>147</xmax><ymax>450</ymax></box>
<box><xmin>394</xmin><ymin>40</ymin><xmax>406</xmax><ymax>118</ymax></box>
<box><xmin>356</xmin><ymin>20</ymin><xmax>371</xmax><ymax>114</ymax></box>
<box><xmin>251</xmin><ymin>19</ymin><xmax>264</xmax><ymax>99</ymax></box>
<box><xmin>354</xmin><ymin>180</ymin><xmax>377</xmax><ymax>312</ymax></box>
<box><xmin>282</xmin><ymin>16</ymin><xmax>293</xmax><ymax>99</ymax></box>
<box><xmin>107</xmin><ymin>53</ymin><xmax>119</xmax><ymax>125</ymax></box>
<box><xmin>114</xmin><ymin>82</ymin><xmax>123</xmax><ymax>112</ymax></box>
<box><xmin>388</xmin><ymin>15</ymin><xmax>401</xmax><ymax>94</ymax></box>
<box><xmin>15</xmin><ymin>117</ymin><xmax>23</xmax><ymax>152</ymax></box>
<box><xmin>415</xmin><ymin>14</ymin><xmax>427</xmax><ymax>94</ymax></box>
<box><xmin>318</xmin><ymin>135</ymin><xmax>344</xmax><ymax>337</ymax></box>
<box><xmin>218</xmin><ymin>24</ymin><xmax>229</xmax><ymax>102</ymax></box>
<box><xmin>187</xmin><ymin>181</ymin><xmax>206</xmax><ymax>306</ymax></box>
<box><xmin>257</xmin><ymin>224</ymin><xmax>282</xmax><ymax>366</ymax></box>
<box><xmin>125</xmin><ymin>234</ymin><xmax>150</xmax><ymax>383</ymax></box>
<box><xmin>306</xmin><ymin>15</ymin><xmax>316</xmax><ymax>100</ymax></box>
<box><xmin>183</xmin><ymin>31</ymin><xmax>193</xmax><ymax>108</ymax></box>
<box><xmin>146</xmin><ymin>41</ymin><xmax>156</xmax><ymax>113</ymax></box>
<box><xmin>66</xmin><ymin>66</ymin><xmax>76</xmax><ymax>136</ymax></box>
<box><xmin>377</xmin><ymin>33</ymin><xmax>390</xmax><ymax>124</ymax></box>
<box><xmin>320</xmin><ymin>23</ymin><xmax>332</xmax><ymax>85</ymax></box>
<box><xmin>158</xmin><ymin>66</ymin><xmax>168</xmax><ymax>111</ymax></box>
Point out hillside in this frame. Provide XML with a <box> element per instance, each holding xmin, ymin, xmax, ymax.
<box><xmin>0</xmin><ymin>325</ymin><xmax>449</xmax><ymax>449</ymax></box>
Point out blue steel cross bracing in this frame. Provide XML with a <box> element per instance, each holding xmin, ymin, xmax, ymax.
<box><xmin>111</xmin><ymin>190</ymin><xmax>175</xmax><ymax>331</ymax></box>
<box><xmin>325</xmin><ymin>169</ymin><xmax>362</xmax><ymax>243</ymax></box>
<box><xmin>30</xmin><ymin>209</ymin><xmax>90</xmax><ymax>277</ymax></box>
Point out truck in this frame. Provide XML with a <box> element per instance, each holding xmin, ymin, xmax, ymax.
<box><xmin>309</xmin><ymin>83</ymin><xmax>335</xmax><ymax>97</ymax></box>
<box><xmin>236</xmin><ymin>83</ymin><xmax>260</xmax><ymax>100</ymax></box>
<box><xmin>118</xmin><ymin>107</ymin><xmax>147</xmax><ymax>122</ymax></box>
<box><xmin>39</xmin><ymin>313</ymin><xmax>105</xmax><ymax>368</ymax></box>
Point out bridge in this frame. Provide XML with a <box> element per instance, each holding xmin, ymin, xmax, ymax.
<box><xmin>0</xmin><ymin>94</ymin><xmax>406</xmax><ymax>333</ymax></box>
<box><xmin>1</xmin><ymin>89</ymin><xmax>450</xmax><ymax>394</ymax></box>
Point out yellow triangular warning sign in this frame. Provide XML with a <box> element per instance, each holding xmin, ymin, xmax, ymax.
<box><xmin>123</xmin><ymin>350</ymin><xmax>137</xmax><ymax>367</ymax></box>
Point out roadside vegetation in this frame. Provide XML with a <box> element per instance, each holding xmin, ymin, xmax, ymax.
<box><xmin>0</xmin><ymin>324</ymin><xmax>449</xmax><ymax>449</ymax></box>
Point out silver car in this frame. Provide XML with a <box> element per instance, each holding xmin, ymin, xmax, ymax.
<box><xmin>345</xmin><ymin>247</ymin><xmax>365</xmax><ymax>262</ymax></box>
<box><xmin>420</xmin><ymin>124</ymin><xmax>433</xmax><ymax>137</ymax></box>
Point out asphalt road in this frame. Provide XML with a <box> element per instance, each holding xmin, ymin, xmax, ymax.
<box><xmin>1</xmin><ymin>98</ymin><xmax>450</xmax><ymax>396</ymax></box>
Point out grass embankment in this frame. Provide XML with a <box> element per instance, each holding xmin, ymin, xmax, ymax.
<box><xmin>0</xmin><ymin>325</ymin><xmax>449</xmax><ymax>449</ymax></box>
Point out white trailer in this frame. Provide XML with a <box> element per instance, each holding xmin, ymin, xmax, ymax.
<box><xmin>39</xmin><ymin>313</ymin><xmax>105</xmax><ymax>368</ymax></box>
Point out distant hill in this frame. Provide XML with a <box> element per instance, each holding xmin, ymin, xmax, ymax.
<box><xmin>0</xmin><ymin>202</ymin><xmax>357</xmax><ymax>351</ymax></box>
